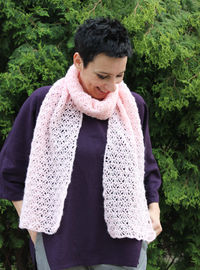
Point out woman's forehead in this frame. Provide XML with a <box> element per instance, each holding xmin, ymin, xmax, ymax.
<box><xmin>89</xmin><ymin>54</ymin><xmax>127</xmax><ymax>74</ymax></box>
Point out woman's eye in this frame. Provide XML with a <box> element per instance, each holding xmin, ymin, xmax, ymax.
<box><xmin>97</xmin><ymin>74</ymin><xmax>124</xmax><ymax>80</ymax></box>
<box><xmin>97</xmin><ymin>74</ymin><xmax>107</xmax><ymax>79</ymax></box>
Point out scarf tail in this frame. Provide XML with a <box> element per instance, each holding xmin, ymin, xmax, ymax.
<box><xmin>103</xmin><ymin>87</ymin><xmax>156</xmax><ymax>242</ymax></box>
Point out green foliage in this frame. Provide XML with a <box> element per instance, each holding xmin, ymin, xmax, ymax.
<box><xmin>0</xmin><ymin>200</ymin><xmax>33</xmax><ymax>269</ymax></box>
<box><xmin>0</xmin><ymin>0</ymin><xmax>200</xmax><ymax>269</ymax></box>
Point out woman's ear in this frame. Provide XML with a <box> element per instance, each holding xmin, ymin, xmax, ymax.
<box><xmin>73</xmin><ymin>52</ymin><xmax>83</xmax><ymax>71</ymax></box>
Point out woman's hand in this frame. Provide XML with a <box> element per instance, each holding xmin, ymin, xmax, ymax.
<box><xmin>12</xmin><ymin>200</ymin><xmax>37</xmax><ymax>244</ymax></box>
<box><xmin>28</xmin><ymin>230</ymin><xmax>37</xmax><ymax>245</ymax></box>
<box><xmin>148</xmin><ymin>202</ymin><xmax>162</xmax><ymax>237</ymax></box>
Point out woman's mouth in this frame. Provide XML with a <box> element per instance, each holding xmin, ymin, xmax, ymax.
<box><xmin>96</xmin><ymin>87</ymin><xmax>107</xmax><ymax>94</ymax></box>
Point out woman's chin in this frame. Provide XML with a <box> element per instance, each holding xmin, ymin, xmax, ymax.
<box><xmin>83</xmin><ymin>86</ymin><xmax>108</xmax><ymax>100</ymax></box>
<box><xmin>94</xmin><ymin>87</ymin><xmax>108</xmax><ymax>100</ymax></box>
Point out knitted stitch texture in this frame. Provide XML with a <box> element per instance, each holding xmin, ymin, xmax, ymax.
<box><xmin>19</xmin><ymin>65</ymin><xmax>156</xmax><ymax>242</ymax></box>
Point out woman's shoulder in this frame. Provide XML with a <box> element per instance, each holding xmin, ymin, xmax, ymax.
<box><xmin>130</xmin><ymin>91</ymin><xmax>146</xmax><ymax>107</ymax></box>
<box><xmin>29</xmin><ymin>85</ymin><xmax>51</xmax><ymax>104</ymax></box>
<box><xmin>130</xmin><ymin>91</ymin><xmax>147</xmax><ymax>121</ymax></box>
<box><xmin>21</xmin><ymin>86</ymin><xmax>51</xmax><ymax>115</ymax></box>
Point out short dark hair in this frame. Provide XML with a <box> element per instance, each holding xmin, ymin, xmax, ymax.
<box><xmin>74</xmin><ymin>17</ymin><xmax>132</xmax><ymax>67</ymax></box>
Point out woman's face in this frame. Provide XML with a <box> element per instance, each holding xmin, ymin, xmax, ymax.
<box><xmin>74</xmin><ymin>53</ymin><xmax>127</xmax><ymax>100</ymax></box>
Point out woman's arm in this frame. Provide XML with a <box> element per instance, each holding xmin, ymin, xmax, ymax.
<box><xmin>132</xmin><ymin>92</ymin><xmax>162</xmax><ymax>237</ymax></box>
<box><xmin>148</xmin><ymin>202</ymin><xmax>162</xmax><ymax>236</ymax></box>
<box><xmin>12</xmin><ymin>200</ymin><xmax>37</xmax><ymax>244</ymax></box>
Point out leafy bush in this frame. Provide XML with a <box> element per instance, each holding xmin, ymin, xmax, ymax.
<box><xmin>0</xmin><ymin>0</ymin><xmax>200</xmax><ymax>269</ymax></box>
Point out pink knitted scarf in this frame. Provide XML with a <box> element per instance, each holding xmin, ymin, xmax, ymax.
<box><xmin>19</xmin><ymin>65</ymin><xmax>156</xmax><ymax>242</ymax></box>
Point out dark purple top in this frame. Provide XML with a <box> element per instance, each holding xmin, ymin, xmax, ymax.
<box><xmin>0</xmin><ymin>86</ymin><xmax>161</xmax><ymax>270</ymax></box>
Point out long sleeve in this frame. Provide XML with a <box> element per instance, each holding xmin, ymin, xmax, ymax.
<box><xmin>0</xmin><ymin>86</ymin><xmax>50</xmax><ymax>201</ymax></box>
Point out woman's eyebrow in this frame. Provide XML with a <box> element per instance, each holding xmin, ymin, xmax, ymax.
<box><xmin>95</xmin><ymin>71</ymin><xmax>125</xmax><ymax>75</ymax></box>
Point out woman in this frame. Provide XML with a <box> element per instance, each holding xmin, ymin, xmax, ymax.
<box><xmin>0</xmin><ymin>17</ymin><xmax>162</xmax><ymax>270</ymax></box>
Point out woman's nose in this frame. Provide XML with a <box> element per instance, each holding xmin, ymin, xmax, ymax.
<box><xmin>103</xmin><ymin>79</ymin><xmax>117</xmax><ymax>92</ymax></box>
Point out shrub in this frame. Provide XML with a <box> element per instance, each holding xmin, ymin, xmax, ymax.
<box><xmin>0</xmin><ymin>0</ymin><xmax>200</xmax><ymax>269</ymax></box>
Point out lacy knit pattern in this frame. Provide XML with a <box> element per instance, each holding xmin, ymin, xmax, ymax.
<box><xmin>19</xmin><ymin>65</ymin><xmax>156</xmax><ymax>242</ymax></box>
